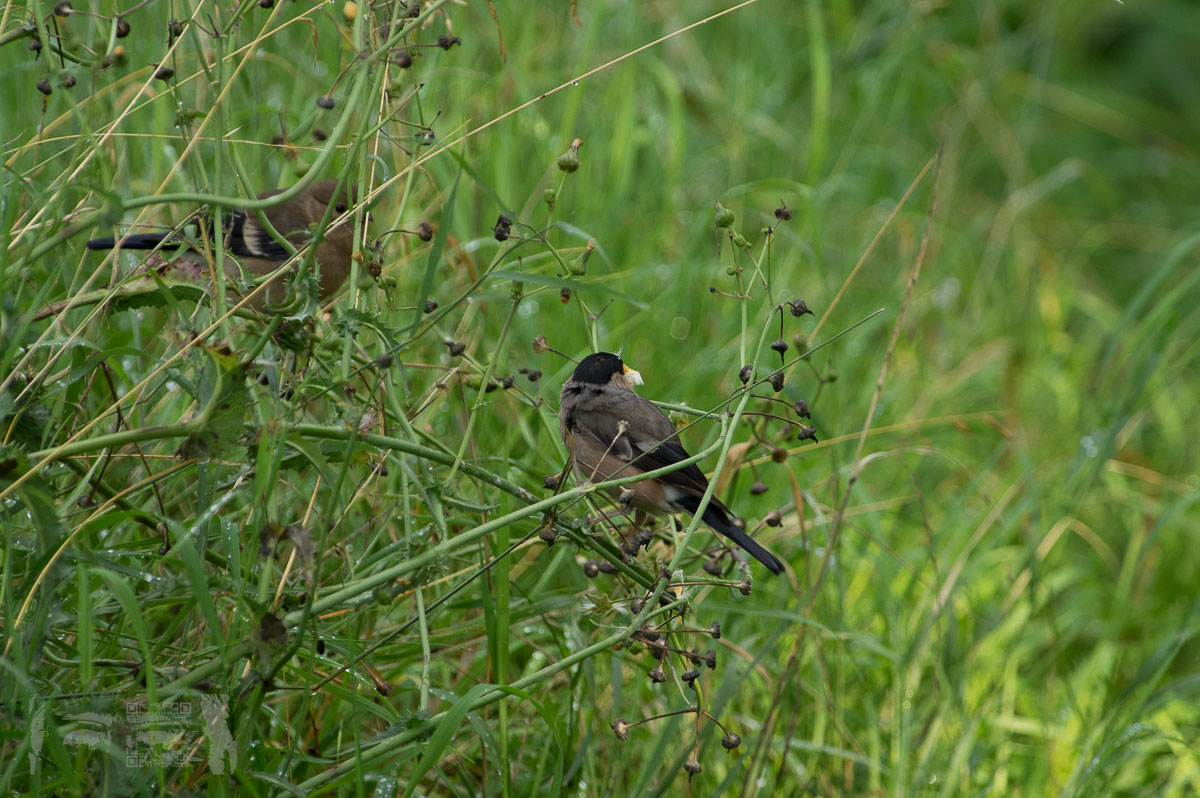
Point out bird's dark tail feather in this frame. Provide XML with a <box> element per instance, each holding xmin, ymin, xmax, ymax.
<box><xmin>677</xmin><ymin>496</ymin><xmax>785</xmax><ymax>575</ymax></box>
<box><xmin>86</xmin><ymin>233</ymin><xmax>172</xmax><ymax>251</ymax></box>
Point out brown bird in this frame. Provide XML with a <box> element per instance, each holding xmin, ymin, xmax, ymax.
<box><xmin>559</xmin><ymin>352</ymin><xmax>785</xmax><ymax>574</ymax></box>
<box><xmin>85</xmin><ymin>179</ymin><xmax>361</xmax><ymax>306</ymax></box>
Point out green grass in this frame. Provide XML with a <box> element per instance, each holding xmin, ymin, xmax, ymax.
<box><xmin>2</xmin><ymin>0</ymin><xmax>1199</xmax><ymax>794</ymax></box>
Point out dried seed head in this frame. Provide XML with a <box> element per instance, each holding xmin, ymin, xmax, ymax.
<box><xmin>739</xmin><ymin>364</ymin><xmax>752</xmax><ymax>385</ymax></box>
<box><xmin>444</xmin><ymin>340</ymin><xmax>465</xmax><ymax>357</ymax></box>
<box><xmin>704</xmin><ymin>649</ymin><xmax>717</xmax><ymax>669</ymax></box>
<box><xmin>417</xmin><ymin>221</ymin><xmax>434</xmax><ymax>241</ymax></box>
<box><xmin>708</xmin><ymin>621</ymin><xmax>721</xmax><ymax>639</ymax></box>
<box><xmin>648</xmin><ymin>666</ymin><xmax>667</xmax><ymax>683</ymax></box>
<box><xmin>154</xmin><ymin>66</ymin><xmax>174</xmax><ymax>82</ymax></box>
<box><xmin>770</xmin><ymin>338</ymin><xmax>788</xmax><ymax>355</ymax></box>
<box><xmin>797</xmin><ymin>425</ymin><xmax>818</xmax><ymax>443</ymax></box>
<box><xmin>437</xmin><ymin>34</ymin><xmax>461</xmax><ymax>50</ymax></box>
<box><xmin>684</xmin><ymin>757</ymin><xmax>702</xmax><ymax>778</ymax></box>
<box><xmin>681</xmin><ymin>668</ymin><xmax>700</xmax><ymax>684</ymax></box>
<box><xmin>492</xmin><ymin>214</ymin><xmax>512</xmax><ymax>241</ymax></box>
<box><xmin>538</xmin><ymin>527</ymin><xmax>557</xmax><ymax>544</ymax></box>
<box><xmin>750</xmin><ymin>480</ymin><xmax>768</xmax><ymax>496</ymax></box>
<box><xmin>543</xmin><ymin>474</ymin><xmax>560</xmax><ymax>489</ymax></box>
<box><xmin>794</xmin><ymin>399</ymin><xmax>810</xmax><ymax>418</ymax></box>
<box><xmin>771</xmin><ymin>447</ymin><xmax>788</xmax><ymax>463</ymax></box>
<box><xmin>316</xmin><ymin>96</ymin><xmax>336</xmax><ymax>109</ymax></box>
<box><xmin>764</xmin><ymin>509</ymin><xmax>782</xmax><ymax>527</ymax></box>
<box><xmin>769</xmin><ymin>372</ymin><xmax>785</xmax><ymax>392</ymax></box>
<box><xmin>54</xmin><ymin>2</ymin><xmax>72</xmax><ymax>16</ymax></box>
<box><xmin>703</xmin><ymin>558</ymin><xmax>723</xmax><ymax>576</ymax></box>
<box><xmin>774</xmin><ymin>201</ymin><xmax>792</xmax><ymax>221</ymax></box>
<box><xmin>373</xmin><ymin>354</ymin><xmax>394</xmax><ymax>369</ymax></box>
<box><xmin>738</xmin><ymin>579</ymin><xmax>752</xmax><ymax>596</ymax></box>
<box><xmin>115</xmin><ymin>18</ymin><xmax>131</xmax><ymax>37</ymax></box>
<box><xmin>787</xmin><ymin>299</ymin><xmax>813</xmax><ymax>317</ymax></box>
<box><xmin>36</xmin><ymin>78</ymin><xmax>52</xmax><ymax>96</ymax></box>
<box><xmin>531</xmin><ymin>334</ymin><xmax>549</xmax><ymax>354</ymax></box>
<box><xmin>423</xmin><ymin>299</ymin><xmax>438</xmax><ymax>313</ymax></box>
<box><xmin>583</xmin><ymin>560</ymin><xmax>599</xmax><ymax>578</ymax></box>
<box><xmin>721</xmin><ymin>732</ymin><xmax>742</xmax><ymax>750</ymax></box>
<box><xmin>597</xmin><ymin>560</ymin><xmax>618</xmax><ymax>574</ymax></box>
<box><xmin>394</xmin><ymin>49</ymin><xmax>413</xmax><ymax>68</ymax></box>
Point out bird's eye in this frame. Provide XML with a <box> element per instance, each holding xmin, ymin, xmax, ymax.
<box><xmin>335</xmin><ymin>203</ymin><xmax>346</xmax><ymax>213</ymax></box>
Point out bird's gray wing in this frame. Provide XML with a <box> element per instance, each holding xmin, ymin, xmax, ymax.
<box><xmin>589</xmin><ymin>390</ymin><xmax>712</xmax><ymax>496</ymax></box>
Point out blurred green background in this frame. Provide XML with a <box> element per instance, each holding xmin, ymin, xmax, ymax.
<box><xmin>2</xmin><ymin>0</ymin><xmax>1198</xmax><ymax>794</ymax></box>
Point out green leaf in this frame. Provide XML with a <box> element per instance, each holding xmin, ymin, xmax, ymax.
<box><xmin>176</xmin><ymin>344</ymin><xmax>252</xmax><ymax>460</ymax></box>
<box><xmin>409</xmin><ymin>169</ymin><xmax>460</xmax><ymax>336</ymax></box>
<box><xmin>401</xmin><ymin>683</ymin><xmax>493</xmax><ymax>798</ymax></box>
<box><xmin>0</xmin><ymin>447</ymin><xmax>61</xmax><ymax>550</ymax></box>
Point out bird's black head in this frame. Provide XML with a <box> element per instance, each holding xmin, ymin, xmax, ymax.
<box><xmin>570</xmin><ymin>352</ymin><xmax>626</xmax><ymax>385</ymax></box>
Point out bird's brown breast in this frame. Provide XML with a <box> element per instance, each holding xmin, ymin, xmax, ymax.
<box><xmin>564</xmin><ymin>429</ymin><xmax>671</xmax><ymax>513</ymax></box>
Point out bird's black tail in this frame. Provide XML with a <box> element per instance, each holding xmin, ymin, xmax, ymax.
<box><xmin>86</xmin><ymin>233</ymin><xmax>172</xmax><ymax>251</ymax></box>
<box><xmin>677</xmin><ymin>496</ymin><xmax>785</xmax><ymax>575</ymax></box>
